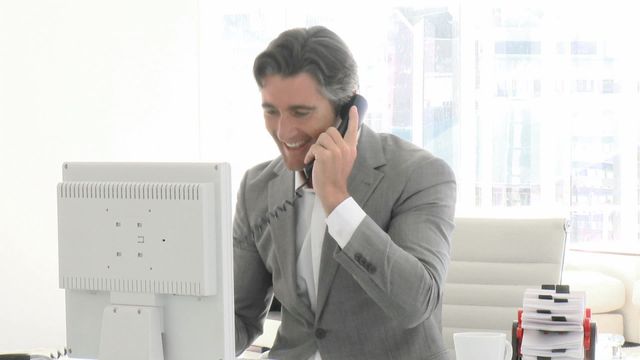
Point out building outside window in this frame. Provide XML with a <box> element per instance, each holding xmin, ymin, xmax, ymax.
<box><xmin>213</xmin><ymin>1</ymin><xmax>640</xmax><ymax>253</ymax></box>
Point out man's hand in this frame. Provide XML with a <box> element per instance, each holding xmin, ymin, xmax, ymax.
<box><xmin>304</xmin><ymin>105</ymin><xmax>360</xmax><ymax>214</ymax></box>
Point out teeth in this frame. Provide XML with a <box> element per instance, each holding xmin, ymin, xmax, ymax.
<box><xmin>285</xmin><ymin>141</ymin><xmax>305</xmax><ymax>149</ymax></box>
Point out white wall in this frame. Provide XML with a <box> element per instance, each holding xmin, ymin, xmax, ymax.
<box><xmin>0</xmin><ymin>0</ymin><xmax>276</xmax><ymax>351</ymax></box>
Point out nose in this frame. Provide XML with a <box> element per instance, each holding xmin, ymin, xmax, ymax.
<box><xmin>276</xmin><ymin>113</ymin><xmax>297</xmax><ymax>141</ymax></box>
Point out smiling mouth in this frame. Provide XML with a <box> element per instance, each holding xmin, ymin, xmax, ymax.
<box><xmin>284</xmin><ymin>140</ymin><xmax>307</xmax><ymax>149</ymax></box>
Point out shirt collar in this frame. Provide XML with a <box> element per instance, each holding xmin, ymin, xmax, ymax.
<box><xmin>295</xmin><ymin>170</ymin><xmax>313</xmax><ymax>192</ymax></box>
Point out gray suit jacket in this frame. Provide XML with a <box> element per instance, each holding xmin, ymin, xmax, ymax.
<box><xmin>234</xmin><ymin>125</ymin><xmax>456</xmax><ymax>360</ymax></box>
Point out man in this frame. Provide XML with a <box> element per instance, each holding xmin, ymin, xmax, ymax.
<box><xmin>234</xmin><ymin>26</ymin><xmax>456</xmax><ymax>360</ymax></box>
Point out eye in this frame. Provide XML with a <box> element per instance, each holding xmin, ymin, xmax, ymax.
<box><xmin>264</xmin><ymin>108</ymin><xmax>279</xmax><ymax>117</ymax></box>
<box><xmin>292</xmin><ymin>109</ymin><xmax>312</xmax><ymax>118</ymax></box>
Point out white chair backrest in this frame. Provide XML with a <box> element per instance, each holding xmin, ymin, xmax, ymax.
<box><xmin>442</xmin><ymin>217</ymin><xmax>567</xmax><ymax>359</ymax></box>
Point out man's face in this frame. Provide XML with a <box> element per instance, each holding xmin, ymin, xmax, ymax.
<box><xmin>261</xmin><ymin>73</ymin><xmax>336</xmax><ymax>171</ymax></box>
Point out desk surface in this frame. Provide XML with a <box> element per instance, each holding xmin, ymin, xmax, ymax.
<box><xmin>243</xmin><ymin>321</ymin><xmax>640</xmax><ymax>360</ymax></box>
<box><xmin>6</xmin><ymin>331</ymin><xmax>640</xmax><ymax>359</ymax></box>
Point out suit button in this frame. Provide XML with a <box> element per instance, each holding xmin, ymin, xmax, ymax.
<box><xmin>355</xmin><ymin>253</ymin><xmax>367</xmax><ymax>266</ymax></box>
<box><xmin>315</xmin><ymin>328</ymin><xmax>327</xmax><ymax>339</ymax></box>
<box><xmin>367</xmin><ymin>264</ymin><xmax>377</xmax><ymax>274</ymax></box>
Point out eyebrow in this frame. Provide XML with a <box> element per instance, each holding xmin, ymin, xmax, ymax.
<box><xmin>261</xmin><ymin>102</ymin><xmax>316</xmax><ymax>112</ymax></box>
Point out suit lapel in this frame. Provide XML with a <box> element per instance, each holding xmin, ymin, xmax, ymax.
<box><xmin>315</xmin><ymin>126</ymin><xmax>386</xmax><ymax>321</ymax></box>
<box><xmin>267</xmin><ymin>162</ymin><xmax>315</xmax><ymax>324</ymax></box>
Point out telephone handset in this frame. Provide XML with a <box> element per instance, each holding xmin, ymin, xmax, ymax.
<box><xmin>303</xmin><ymin>94</ymin><xmax>368</xmax><ymax>180</ymax></box>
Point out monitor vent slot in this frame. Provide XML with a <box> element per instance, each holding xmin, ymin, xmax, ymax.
<box><xmin>57</xmin><ymin>182</ymin><xmax>201</xmax><ymax>200</ymax></box>
<box><xmin>60</xmin><ymin>276</ymin><xmax>203</xmax><ymax>296</ymax></box>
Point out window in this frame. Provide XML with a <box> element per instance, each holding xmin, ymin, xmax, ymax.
<box><xmin>571</xmin><ymin>41</ymin><xmax>598</xmax><ymax>55</ymax></box>
<box><xmin>213</xmin><ymin>1</ymin><xmax>640</xmax><ymax>253</ymax></box>
<box><xmin>575</xmin><ymin>79</ymin><xmax>595</xmax><ymax>93</ymax></box>
<box><xmin>602</xmin><ymin>79</ymin><xmax>619</xmax><ymax>94</ymax></box>
<box><xmin>495</xmin><ymin>41</ymin><xmax>541</xmax><ymax>55</ymax></box>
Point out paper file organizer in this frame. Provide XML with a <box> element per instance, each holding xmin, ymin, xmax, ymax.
<box><xmin>511</xmin><ymin>285</ymin><xmax>597</xmax><ymax>360</ymax></box>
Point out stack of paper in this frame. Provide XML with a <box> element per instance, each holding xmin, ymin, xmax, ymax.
<box><xmin>520</xmin><ymin>285</ymin><xmax>586</xmax><ymax>360</ymax></box>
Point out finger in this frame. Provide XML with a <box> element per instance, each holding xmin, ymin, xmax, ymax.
<box><xmin>306</xmin><ymin>132</ymin><xmax>338</xmax><ymax>165</ymax></box>
<box><xmin>344</xmin><ymin>105</ymin><xmax>360</xmax><ymax>147</ymax></box>
<box><xmin>314</xmin><ymin>133</ymin><xmax>342</xmax><ymax>162</ymax></box>
<box><xmin>305</xmin><ymin>133</ymin><xmax>337</xmax><ymax>162</ymax></box>
<box><xmin>325</xmin><ymin>127</ymin><xmax>351</xmax><ymax>154</ymax></box>
<box><xmin>304</xmin><ymin>143</ymin><xmax>329</xmax><ymax>164</ymax></box>
<box><xmin>303</xmin><ymin>146</ymin><xmax>316</xmax><ymax>164</ymax></box>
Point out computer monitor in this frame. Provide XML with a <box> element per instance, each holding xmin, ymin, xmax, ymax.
<box><xmin>57</xmin><ymin>162</ymin><xmax>235</xmax><ymax>360</ymax></box>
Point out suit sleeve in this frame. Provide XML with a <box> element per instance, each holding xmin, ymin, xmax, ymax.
<box><xmin>333</xmin><ymin>155</ymin><xmax>456</xmax><ymax>329</ymax></box>
<box><xmin>233</xmin><ymin>172</ymin><xmax>274</xmax><ymax>354</ymax></box>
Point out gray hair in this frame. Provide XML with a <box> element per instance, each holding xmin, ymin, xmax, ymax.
<box><xmin>253</xmin><ymin>26</ymin><xmax>359</xmax><ymax>112</ymax></box>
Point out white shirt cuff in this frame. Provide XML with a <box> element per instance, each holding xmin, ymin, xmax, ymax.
<box><xmin>326</xmin><ymin>197</ymin><xmax>366</xmax><ymax>249</ymax></box>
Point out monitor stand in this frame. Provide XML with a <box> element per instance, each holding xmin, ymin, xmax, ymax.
<box><xmin>99</xmin><ymin>293</ymin><xmax>165</xmax><ymax>360</ymax></box>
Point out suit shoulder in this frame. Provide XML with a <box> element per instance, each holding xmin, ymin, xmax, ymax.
<box><xmin>241</xmin><ymin>157</ymin><xmax>283</xmax><ymax>189</ymax></box>
<box><xmin>377</xmin><ymin>133</ymin><xmax>453</xmax><ymax>177</ymax></box>
<box><xmin>244</xmin><ymin>159</ymin><xmax>273</xmax><ymax>178</ymax></box>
